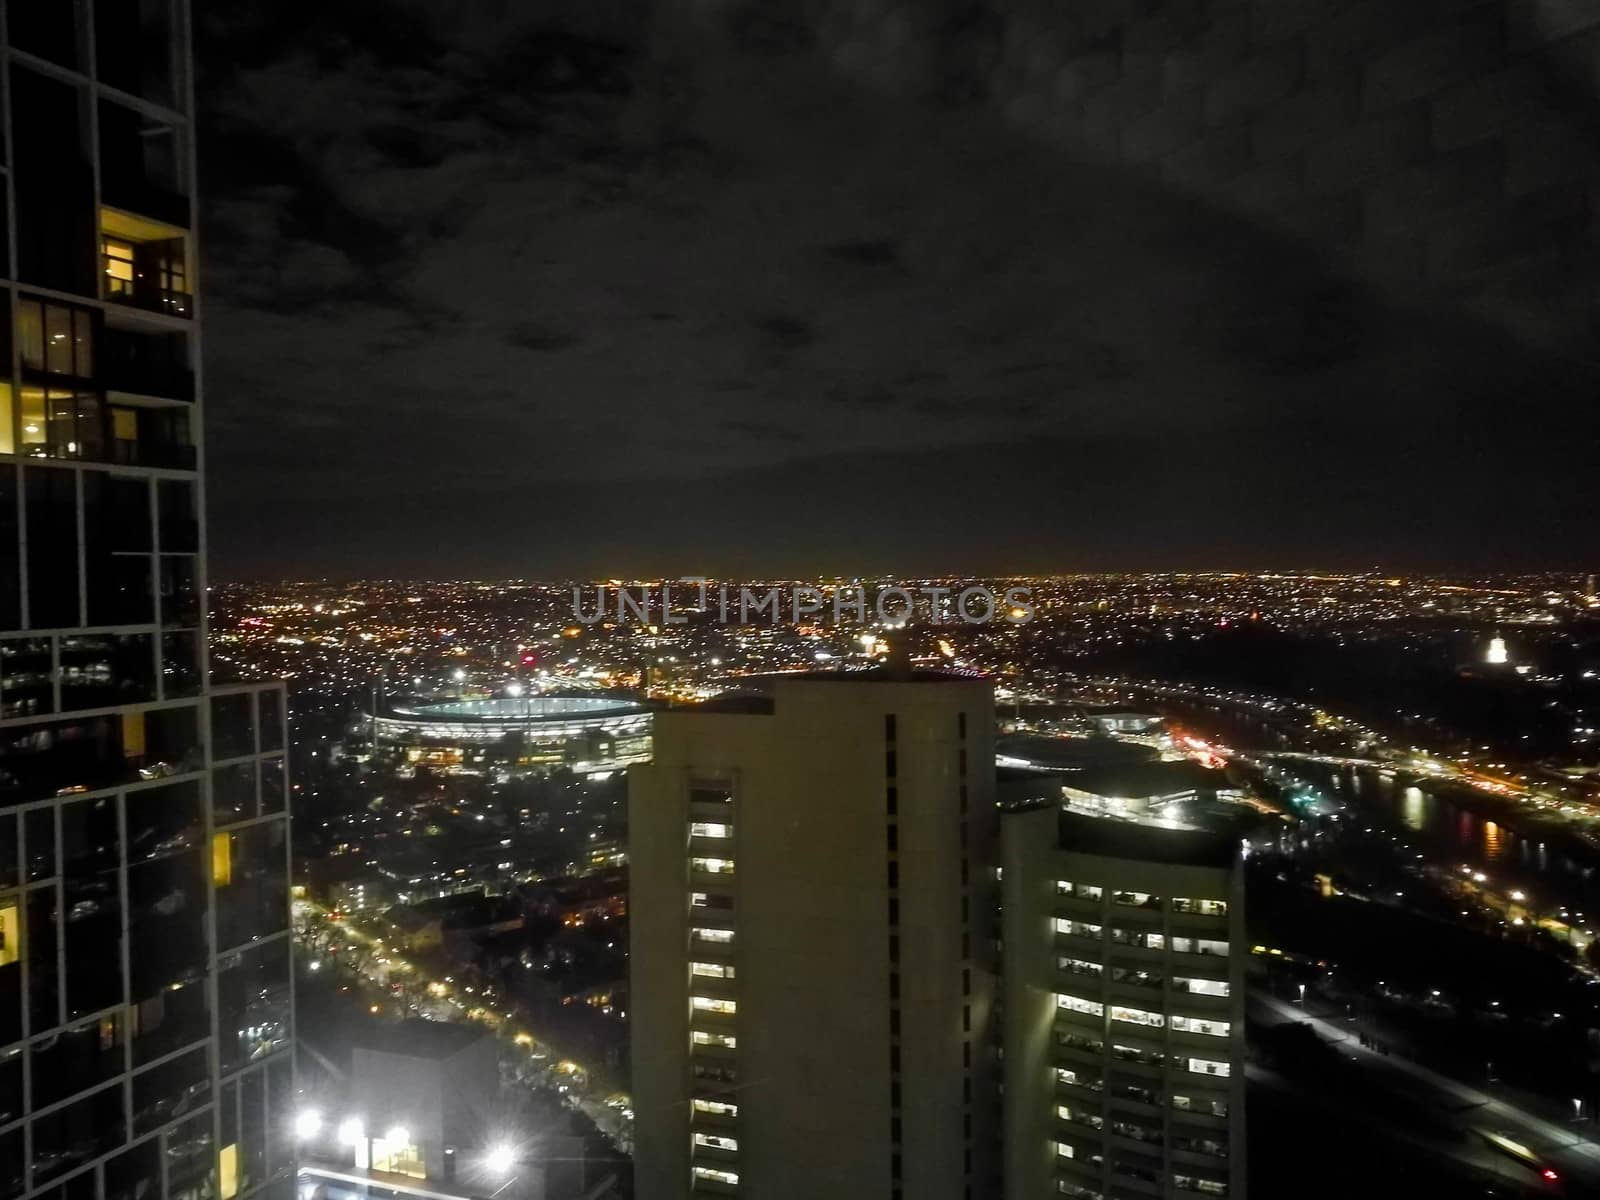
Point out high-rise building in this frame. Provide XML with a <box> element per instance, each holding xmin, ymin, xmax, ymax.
<box><xmin>1001</xmin><ymin>798</ymin><xmax>1246</xmax><ymax>1200</ymax></box>
<box><xmin>629</xmin><ymin>673</ymin><xmax>999</xmax><ymax>1200</ymax></box>
<box><xmin>0</xmin><ymin>10</ymin><xmax>293</xmax><ymax>1200</ymax></box>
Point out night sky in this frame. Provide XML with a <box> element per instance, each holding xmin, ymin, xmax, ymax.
<box><xmin>196</xmin><ymin>2</ymin><xmax>1600</xmax><ymax>580</ymax></box>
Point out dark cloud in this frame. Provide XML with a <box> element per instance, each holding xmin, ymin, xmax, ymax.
<box><xmin>195</xmin><ymin>1</ymin><xmax>1600</xmax><ymax>578</ymax></box>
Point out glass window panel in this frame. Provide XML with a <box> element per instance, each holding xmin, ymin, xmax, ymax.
<box><xmin>0</xmin><ymin>1047</ymin><xmax>20</xmax><ymax>1126</ymax></box>
<box><xmin>59</xmin><ymin>635</ymin><xmax>155</xmax><ymax>710</ymax></box>
<box><xmin>211</xmin><ymin>694</ymin><xmax>253</xmax><ymax>760</ymax></box>
<box><xmin>44</xmin><ymin>306</ymin><xmax>73</xmax><ymax>375</ymax></box>
<box><xmin>30</xmin><ymin>1014</ymin><xmax>124</xmax><ymax>1109</ymax></box>
<box><xmin>259</xmin><ymin>759</ymin><xmax>285</xmax><ymax>815</ymax></box>
<box><xmin>131</xmin><ymin>1044</ymin><xmax>207</xmax><ymax>1136</ymax></box>
<box><xmin>17</xmin><ymin>303</ymin><xmax>44</xmax><ymax>372</ymax></box>
<box><xmin>128</xmin><ymin>845</ymin><xmax>204</xmax><ymax>1003</ymax></box>
<box><xmin>103</xmin><ymin>1136</ymin><xmax>161</xmax><ymax>1200</ymax></box>
<box><xmin>215</xmin><ymin>940</ymin><xmax>289</xmax><ymax>1075</ymax></box>
<box><xmin>163</xmin><ymin>1112</ymin><xmax>214</xmax><ymax>1200</ymax></box>
<box><xmin>257</xmin><ymin>690</ymin><xmax>284</xmax><ymax>753</ymax></box>
<box><xmin>31</xmin><ymin>1082</ymin><xmax>124</xmax><ymax>1183</ymax></box>
<box><xmin>1</xmin><ymin>638</ymin><xmax>55</xmax><ymax>720</ymax></box>
<box><xmin>131</xmin><ymin>974</ymin><xmax>207</xmax><ymax>1068</ymax></box>
<box><xmin>211</xmin><ymin>763</ymin><xmax>255</xmax><ymax>827</ymax></box>
<box><xmin>161</xmin><ymin>632</ymin><xmax>200</xmax><ymax>700</ymax></box>
<box><xmin>62</xmin><ymin>797</ymin><xmax>123</xmax><ymax>1018</ymax></box>
<box><xmin>213</xmin><ymin>820</ymin><xmax>286</xmax><ymax>951</ymax></box>
<box><xmin>25</xmin><ymin>809</ymin><xmax>56</xmax><ymax>882</ymax></box>
<box><xmin>71</xmin><ymin>311</ymin><xmax>93</xmax><ymax>378</ymax></box>
<box><xmin>158</xmin><ymin>556</ymin><xmax>198</xmax><ymax>628</ymax></box>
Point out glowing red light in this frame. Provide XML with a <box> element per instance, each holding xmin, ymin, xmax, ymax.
<box><xmin>522</xmin><ymin>655</ymin><xmax>536</xmax><ymax>664</ymax></box>
<box><xmin>1543</xmin><ymin>1167</ymin><xmax>1559</xmax><ymax>1181</ymax></box>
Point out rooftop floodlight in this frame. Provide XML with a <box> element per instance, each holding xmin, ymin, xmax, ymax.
<box><xmin>293</xmin><ymin>1109</ymin><xmax>322</xmax><ymax>1140</ymax></box>
<box><xmin>338</xmin><ymin>1117</ymin><xmax>365</xmax><ymax>1145</ymax></box>
<box><xmin>385</xmin><ymin>1126</ymin><xmax>410</xmax><ymax>1149</ymax></box>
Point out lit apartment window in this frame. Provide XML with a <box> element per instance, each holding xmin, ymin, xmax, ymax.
<box><xmin>1173</xmin><ymin>898</ymin><xmax>1228</xmax><ymax>916</ymax></box>
<box><xmin>1172</xmin><ymin>937</ymin><xmax>1228</xmax><ymax>956</ymax></box>
<box><xmin>1056</xmin><ymin>1105</ymin><xmax>1104</xmax><ymax>1131</ymax></box>
<box><xmin>1059</xmin><ymin>956</ymin><xmax>1102</xmax><ymax>977</ymax></box>
<box><xmin>1057</xmin><ymin>1182</ymin><xmax>1104</xmax><ymax>1199</ymax></box>
<box><xmin>690</xmin><ymin>821</ymin><xmax>732</xmax><ymax>838</ymax></box>
<box><xmin>1110</xmin><ymin>927</ymin><xmax>1165</xmax><ymax>950</ymax></box>
<box><xmin>1174</xmin><ymin>1176</ymin><xmax>1229</xmax><ymax>1196</ymax></box>
<box><xmin>693</xmin><ymin>1098</ymin><xmax>738</xmax><ymax>1117</ymax></box>
<box><xmin>1057</xmin><ymin>881</ymin><xmax>1104</xmax><ymax>900</ymax></box>
<box><xmin>692</xmin><ymin>1030</ymin><xmax>737</xmax><ymax>1050</ymax></box>
<box><xmin>103</xmin><ymin>238</ymin><xmax>135</xmax><ymax>297</ymax></box>
<box><xmin>1172</xmin><ymin>1094</ymin><xmax>1228</xmax><ymax>1118</ymax></box>
<box><xmin>692</xmin><ymin>1167</ymin><xmax>739</xmax><ymax>1185</ymax></box>
<box><xmin>1056</xmin><ymin>994</ymin><xmax>1104</xmax><ymax>1017</ymax></box>
<box><xmin>692</xmin><ymin>996</ymin><xmax>737</xmax><ymax>1015</ymax></box>
<box><xmin>1186</xmin><ymin>1057</ymin><xmax>1231</xmax><ymax>1078</ymax></box>
<box><xmin>1055</xmin><ymin>1067</ymin><xmax>1101</xmax><ymax>1091</ymax></box>
<box><xmin>1110</xmin><ymin>1005</ymin><xmax>1165</xmax><ymax>1029</ymax></box>
<box><xmin>1053</xmin><ymin>918</ymin><xmax>1103</xmax><ymax>938</ymax></box>
<box><xmin>693</xmin><ymin>927</ymin><xmax>735</xmax><ymax>944</ymax></box>
<box><xmin>1111</xmin><ymin>890</ymin><xmax>1159</xmax><ymax>909</ymax></box>
<box><xmin>691</xmin><ymin>856</ymin><xmax>735</xmax><ymax>875</ymax></box>
<box><xmin>1176</xmin><ymin>977</ymin><xmax>1229</xmax><ymax>997</ymax></box>
<box><xmin>1172</xmin><ymin>1015</ymin><xmax>1230</xmax><ymax>1038</ymax></box>
<box><xmin>691</xmin><ymin>892</ymin><xmax>734</xmax><ymax>909</ymax></box>
<box><xmin>692</xmin><ymin>1132</ymin><xmax>739</xmax><ymax>1152</ymax></box>
<box><xmin>691</xmin><ymin>961</ymin><xmax>735</xmax><ymax>979</ymax></box>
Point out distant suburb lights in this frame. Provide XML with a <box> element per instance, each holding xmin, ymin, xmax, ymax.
<box><xmin>572</xmin><ymin>580</ymin><xmax>1036</xmax><ymax>626</ymax></box>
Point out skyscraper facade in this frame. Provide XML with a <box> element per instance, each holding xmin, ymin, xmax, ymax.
<box><xmin>1001</xmin><ymin>805</ymin><xmax>1246</xmax><ymax>1200</ymax></box>
<box><xmin>630</xmin><ymin>674</ymin><xmax>1000</xmax><ymax>1200</ymax></box>
<box><xmin>0</xmin><ymin>8</ymin><xmax>293</xmax><ymax>1200</ymax></box>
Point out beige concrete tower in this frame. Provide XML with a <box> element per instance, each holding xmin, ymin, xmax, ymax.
<box><xmin>629</xmin><ymin>673</ymin><xmax>999</xmax><ymax>1200</ymax></box>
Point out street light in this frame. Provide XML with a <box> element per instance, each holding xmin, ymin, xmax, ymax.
<box><xmin>485</xmin><ymin>1144</ymin><xmax>516</xmax><ymax>1175</ymax></box>
<box><xmin>1296</xmin><ymin>984</ymin><xmax>1306</xmax><ymax>1005</ymax></box>
<box><xmin>294</xmin><ymin>1109</ymin><xmax>322</xmax><ymax>1140</ymax></box>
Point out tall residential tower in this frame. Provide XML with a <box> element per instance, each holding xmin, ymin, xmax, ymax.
<box><xmin>1</xmin><ymin>8</ymin><xmax>293</xmax><ymax>1200</ymax></box>
<box><xmin>1002</xmin><ymin>802</ymin><xmax>1246</xmax><ymax>1200</ymax></box>
<box><xmin>630</xmin><ymin>674</ymin><xmax>1000</xmax><ymax>1200</ymax></box>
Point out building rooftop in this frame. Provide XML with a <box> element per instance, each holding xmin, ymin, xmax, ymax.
<box><xmin>997</xmin><ymin>733</ymin><xmax>1159</xmax><ymax>772</ymax></box>
<box><xmin>1055</xmin><ymin>809</ymin><xmax>1240</xmax><ymax>868</ymax></box>
<box><xmin>1063</xmin><ymin>759</ymin><xmax>1227</xmax><ymax>800</ymax></box>
<box><xmin>354</xmin><ymin>1017</ymin><xmax>490</xmax><ymax>1062</ymax></box>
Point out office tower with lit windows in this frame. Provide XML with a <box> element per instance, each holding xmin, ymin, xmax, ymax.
<box><xmin>0</xmin><ymin>9</ymin><xmax>293</xmax><ymax>1200</ymax></box>
<box><xmin>1001</xmin><ymin>802</ymin><xmax>1246</xmax><ymax>1200</ymax></box>
<box><xmin>629</xmin><ymin>673</ymin><xmax>999</xmax><ymax>1200</ymax></box>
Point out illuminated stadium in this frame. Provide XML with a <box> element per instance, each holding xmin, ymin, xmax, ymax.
<box><xmin>364</xmin><ymin>694</ymin><xmax>653</xmax><ymax>776</ymax></box>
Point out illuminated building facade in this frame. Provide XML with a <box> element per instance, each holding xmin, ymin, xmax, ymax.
<box><xmin>1001</xmin><ymin>803</ymin><xmax>1246</xmax><ymax>1200</ymax></box>
<box><xmin>0</xmin><ymin>9</ymin><xmax>294</xmax><ymax>1200</ymax></box>
<box><xmin>629</xmin><ymin>674</ymin><xmax>1000</xmax><ymax>1200</ymax></box>
<box><xmin>363</xmin><ymin>695</ymin><xmax>651</xmax><ymax>777</ymax></box>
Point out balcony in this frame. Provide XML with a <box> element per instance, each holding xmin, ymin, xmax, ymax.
<box><xmin>108</xmin><ymin>437</ymin><xmax>196</xmax><ymax>471</ymax></box>
<box><xmin>101</xmin><ymin>208</ymin><xmax>191</xmax><ymax>321</ymax></box>
<box><xmin>101</xmin><ymin>327</ymin><xmax>194</xmax><ymax>401</ymax></box>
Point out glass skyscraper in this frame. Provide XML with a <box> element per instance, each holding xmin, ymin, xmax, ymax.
<box><xmin>0</xmin><ymin>7</ymin><xmax>293</xmax><ymax>1200</ymax></box>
